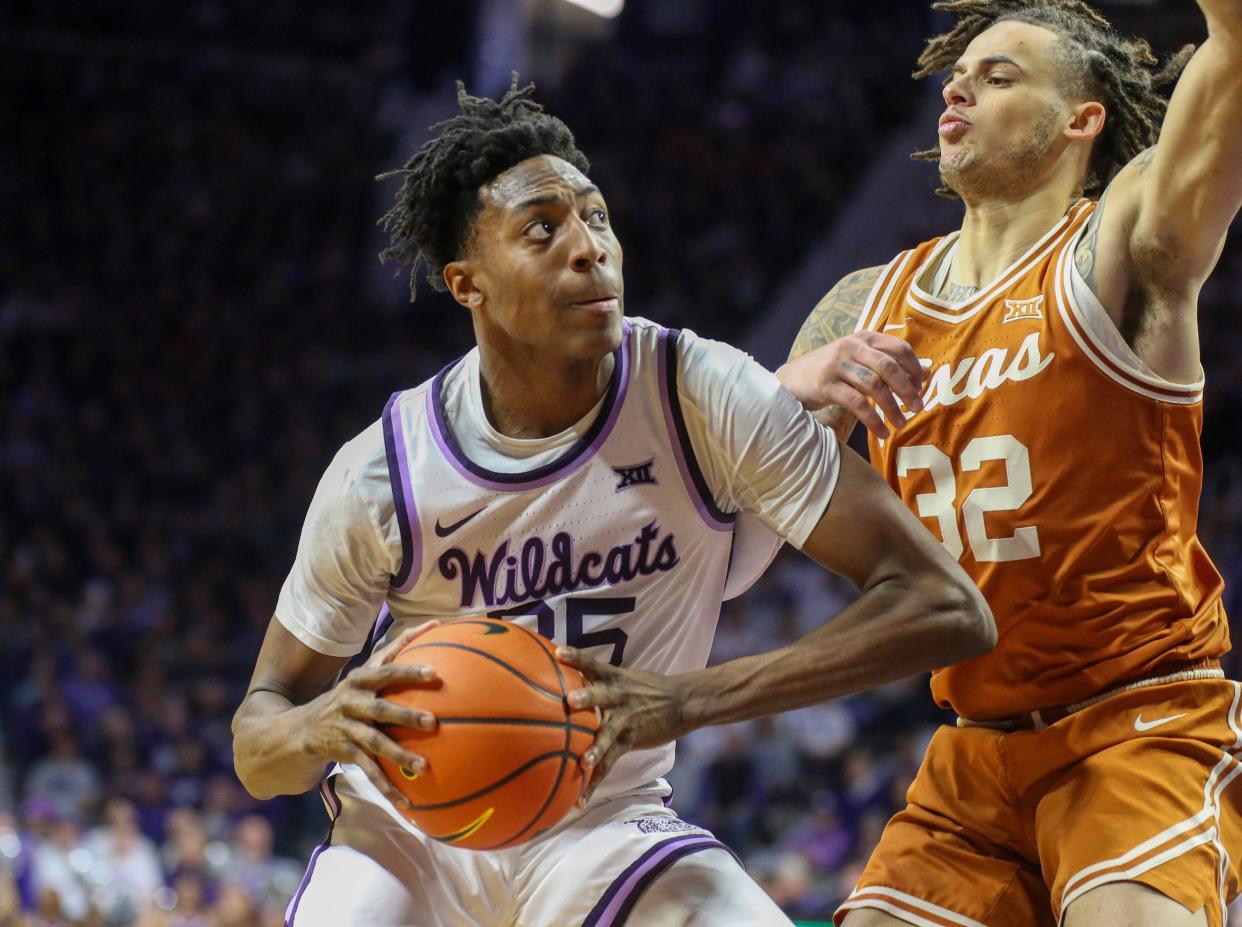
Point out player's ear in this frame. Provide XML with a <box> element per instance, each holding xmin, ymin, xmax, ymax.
<box><xmin>1066</xmin><ymin>100</ymin><xmax>1106</xmax><ymax>143</ymax></box>
<box><xmin>443</xmin><ymin>261</ymin><xmax>484</xmax><ymax>311</ymax></box>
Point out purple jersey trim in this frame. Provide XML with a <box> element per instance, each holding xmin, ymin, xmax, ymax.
<box><xmin>284</xmin><ymin>778</ymin><xmax>339</xmax><ymax>926</ymax></box>
<box><xmin>338</xmin><ymin>604</ymin><xmax>395</xmax><ymax>681</ymax></box>
<box><xmin>583</xmin><ymin>833</ymin><xmax>737</xmax><ymax>926</ymax></box>
<box><xmin>425</xmin><ymin>321</ymin><xmax>632</xmax><ymax>492</ymax></box>
<box><xmin>656</xmin><ymin>329</ymin><xmax>735</xmax><ymax>532</ymax></box>
<box><xmin>383</xmin><ymin>393</ymin><xmax>422</xmax><ymax>592</ymax></box>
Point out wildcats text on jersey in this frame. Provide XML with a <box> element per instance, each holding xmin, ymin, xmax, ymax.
<box><xmin>438</xmin><ymin>521</ymin><xmax>681</xmax><ymax>609</ymax></box>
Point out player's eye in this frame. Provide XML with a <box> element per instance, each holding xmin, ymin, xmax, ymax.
<box><xmin>523</xmin><ymin>220</ymin><xmax>554</xmax><ymax>241</ymax></box>
<box><xmin>987</xmin><ymin>76</ymin><xmax>1012</xmax><ymax>87</ymax></box>
<box><xmin>586</xmin><ymin>208</ymin><xmax>609</xmax><ymax>229</ymax></box>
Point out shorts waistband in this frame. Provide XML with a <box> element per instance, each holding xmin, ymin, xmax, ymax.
<box><xmin>956</xmin><ymin>658</ymin><xmax>1224</xmax><ymax>732</ymax></box>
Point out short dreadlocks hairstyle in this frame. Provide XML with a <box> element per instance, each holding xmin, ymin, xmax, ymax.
<box><xmin>912</xmin><ymin>0</ymin><xmax>1194</xmax><ymax>197</ymax></box>
<box><xmin>377</xmin><ymin>77</ymin><xmax>590</xmax><ymax>300</ymax></box>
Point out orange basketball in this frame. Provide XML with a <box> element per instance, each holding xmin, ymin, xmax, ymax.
<box><xmin>376</xmin><ymin>618</ymin><xmax>598</xmax><ymax>851</ymax></box>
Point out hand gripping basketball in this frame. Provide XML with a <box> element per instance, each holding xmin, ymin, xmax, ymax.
<box><xmin>376</xmin><ymin>620</ymin><xmax>599</xmax><ymax>850</ymax></box>
<box><xmin>301</xmin><ymin>622</ymin><xmax>441</xmax><ymax>813</ymax></box>
<box><xmin>556</xmin><ymin>647</ymin><xmax>695</xmax><ymax>806</ymax></box>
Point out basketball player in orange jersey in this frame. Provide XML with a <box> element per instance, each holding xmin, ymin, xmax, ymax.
<box><xmin>778</xmin><ymin>1</ymin><xmax>1242</xmax><ymax>925</ymax></box>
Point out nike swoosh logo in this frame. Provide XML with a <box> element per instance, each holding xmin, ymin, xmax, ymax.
<box><xmin>1133</xmin><ymin>712</ymin><xmax>1187</xmax><ymax>732</ymax></box>
<box><xmin>882</xmin><ymin>322</ymin><xmax>906</xmax><ymax>332</ymax></box>
<box><xmin>434</xmin><ymin>507</ymin><xmax>486</xmax><ymax>538</ymax></box>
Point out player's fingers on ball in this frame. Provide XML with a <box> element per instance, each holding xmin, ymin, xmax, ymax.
<box><xmin>371</xmin><ymin>623</ymin><xmax>439</xmax><ymax>667</ymax></box>
<box><xmin>578</xmin><ymin>765</ymin><xmax>607</xmax><ymax>805</ymax></box>
<box><xmin>349</xmin><ymin>720</ymin><xmax>427</xmax><ymax>774</ymax></box>
<box><xmin>353</xmin><ymin>660</ymin><xmax>437</xmax><ymax>691</ymax></box>
<box><xmin>581</xmin><ymin>718</ymin><xmax>621</xmax><ymax>770</ymax></box>
<box><xmin>557</xmin><ymin>646</ymin><xmax>610</xmax><ymax>678</ymax></box>
<box><xmin>368</xmin><ymin>628</ymin><xmax>419</xmax><ymax>666</ymax></box>
<box><xmin>364</xmin><ymin>695</ymin><xmax>436</xmax><ymax>732</ymax></box>
<box><xmin>352</xmin><ymin>749</ymin><xmax>414</xmax><ymax>811</ymax></box>
<box><xmin>571</xmin><ymin>681</ymin><xmax>618</xmax><ymax>711</ymax></box>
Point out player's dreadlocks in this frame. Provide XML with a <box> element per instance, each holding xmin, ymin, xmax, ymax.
<box><xmin>912</xmin><ymin>0</ymin><xmax>1194</xmax><ymax>197</ymax></box>
<box><xmin>377</xmin><ymin>77</ymin><xmax>590</xmax><ymax>300</ymax></box>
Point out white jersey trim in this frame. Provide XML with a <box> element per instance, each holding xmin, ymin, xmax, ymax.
<box><xmin>857</xmin><ymin>250</ymin><xmax>916</xmax><ymax>334</ymax></box>
<box><xmin>906</xmin><ymin>200</ymin><xmax>1093</xmax><ymax>323</ymax></box>
<box><xmin>838</xmin><ymin>886</ymin><xmax>987</xmax><ymax>927</ymax></box>
<box><xmin>1057</xmin><ymin>680</ymin><xmax>1242</xmax><ymax>920</ymax></box>
<box><xmin>1053</xmin><ymin>222</ymin><xmax>1204</xmax><ymax>405</ymax></box>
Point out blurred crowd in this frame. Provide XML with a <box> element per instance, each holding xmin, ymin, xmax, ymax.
<box><xmin>2</xmin><ymin>1</ymin><xmax>1240</xmax><ymax>923</ymax></box>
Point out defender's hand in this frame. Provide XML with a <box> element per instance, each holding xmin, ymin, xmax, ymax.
<box><xmin>556</xmin><ymin>648</ymin><xmax>693</xmax><ymax>806</ymax></box>
<box><xmin>778</xmin><ymin>332</ymin><xmax>925</xmax><ymax>439</ymax></box>
<box><xmin>300</xmin><ymin>622</ymin><xmax>440</xmax><ymax>811</ymax></box>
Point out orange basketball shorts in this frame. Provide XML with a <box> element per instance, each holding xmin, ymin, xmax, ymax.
<box><xmin>836</xmin><ymin>677</ymin><xmax>1242</xmax><ymax>926</ymax></box>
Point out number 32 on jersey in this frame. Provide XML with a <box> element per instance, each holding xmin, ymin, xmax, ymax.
<box><xmin>896</xmin><ymin>434</ymin><xmax>1039</xmax><ymax>563</ymax></box>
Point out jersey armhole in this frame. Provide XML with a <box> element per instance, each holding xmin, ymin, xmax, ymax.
<box><xmin>856</xmin><ymin>250</ymin><xmax>917</xmax><ymax>333</ymax></box>
<box><xmin>382</xmin><ymin>391</ymin><xmax>424</xmax><ymax>592</ymax></box>
<box><xmin>1054</xmin><ymin>228</ymin><xmax>1204</xmax><ymax>404</ymax></box>
<box><xmin>656</xmin><ymin>328</ymin><xmax>737</xmax><ymax>533</ymax></box>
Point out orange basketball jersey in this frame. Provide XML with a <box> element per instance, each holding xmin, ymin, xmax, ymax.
<box><xmin>857</xmin><ymin>199</ymin><xmax>1229</xmax><ymax>720</ymax></box>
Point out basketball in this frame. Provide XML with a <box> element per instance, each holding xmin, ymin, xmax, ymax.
<box><xmin>376</xmin><ymin>618</ymin><xmax>599</xmax><ymax>851</ymax></box>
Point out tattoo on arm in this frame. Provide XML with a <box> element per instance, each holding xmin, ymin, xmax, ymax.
<box><xmin>788</xmin><ymin>265</ymin><xmax>885</xmax><ymax>441</ymax></box>
<box><xmin>788</xmin><ymin>266</ymin><xmax>884</xmax><ymax>362</ymax></box>
<box><xmin>1076</xmin><ymin>146</ymin><xmax>1155</xmax><ymax>294</ymax></box>
<box><xmin>1075</xmin><ymin>207</ymin><xmax>1103</xmax><ymax>293</ymax></box>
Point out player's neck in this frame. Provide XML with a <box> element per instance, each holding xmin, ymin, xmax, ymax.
<box><xmin>475</xmin><ymin>344</ymin><xmax>615</xmax><ymax>439</ymax></box>
<box><xmin>949</xmin><ymin>186</ymin><xmax>1080</xmax><ymax>292</ymax></box>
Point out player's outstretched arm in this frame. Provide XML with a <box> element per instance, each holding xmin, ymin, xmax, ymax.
<box><xmin>561</xmin><ymin>446</ymin><xmax>994</xmax><ymax>801</ymax></box>
<box><xmin>777</xmin><ymin>265</ymin><xmax>925</xmax><ymax>441</ymax></box>
<box><xmin>231</xmin><ymin>619</ymin><xmax>439</xmax><ymax>809</ymax></box>
<box><xmin>1082</xmin><ymin>8</ymin><xmax>1242</xmax><ymax>379</ymax></box>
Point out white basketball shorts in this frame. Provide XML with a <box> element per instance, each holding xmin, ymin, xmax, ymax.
<box><xmin>284</xmin><ymin>764</ymin><xmax>791</xmax><ymax>927</ymax></box>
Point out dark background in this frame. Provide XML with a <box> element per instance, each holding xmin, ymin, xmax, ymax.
<box><xmin>2</xmin><ymin>1</ymin><xmax>1239</xmax><ymax>923</ymax></box>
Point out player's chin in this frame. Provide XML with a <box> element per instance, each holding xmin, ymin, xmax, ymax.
<box><xmin>565</xmin><ymin>305</ymin><xmax>624</xmax><ymax>351</ymax></box>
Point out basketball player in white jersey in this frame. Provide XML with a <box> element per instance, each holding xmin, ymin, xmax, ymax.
<box><xmin>779</xmin><ymin>2</ymin><xmax>1242</xmax><ymax>925</ymax></box>
<box><xmin>230</xmin><ymin>81</ymin><xmax>994</xmax><ymax>927</ymax></box>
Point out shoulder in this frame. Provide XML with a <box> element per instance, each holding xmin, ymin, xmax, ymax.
<box><xmin>789</xmin><ymin>264</ymin><xmax>888</xmax><ymax>361</ymax></box>
<box><xmin>312</xmin><ymin>416</ymin><xmax>397</xmax><ymax>530</ymax></box>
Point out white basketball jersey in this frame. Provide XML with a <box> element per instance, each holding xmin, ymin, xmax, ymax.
<box><xmin>377</xmin><ymin>319</ymin><xmax>737</xmax><ymax>795</ymax></box>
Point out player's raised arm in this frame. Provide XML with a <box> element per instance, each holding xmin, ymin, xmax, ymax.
<box><xmin>1083</xmin><ymin>5</ymin><xmax>1242</xmax><ymax>376</ymax></box>
<box><xmin>777</xmin><ymin>265</ymin><xmax>925</xmax><ymax>441</ymax></box>
<box><xmin>1128</xmin><ymin>6</ymin><xmax>1242</xmax><ymax>282</ymax></box>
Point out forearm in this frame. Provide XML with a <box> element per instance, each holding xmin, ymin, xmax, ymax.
<box><xmin>680</xmin><ymin>575</ymin><xmax>989</xmax><ymax>728</ymax></box>
<box><xmin>232</xmin><ymin>690</ymin><xmax>328</xmax><ymax>800</ymax></box>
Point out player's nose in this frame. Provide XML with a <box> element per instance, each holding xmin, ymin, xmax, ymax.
<box><xmin>567</xmin><ymin>217</ymin><xmax>606</xmax><ymax>271</ymax></box>
<box><xmin>942</xmin><ymin>75</ymin><xmax>972</xmax><ymax>107</ymax></box>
